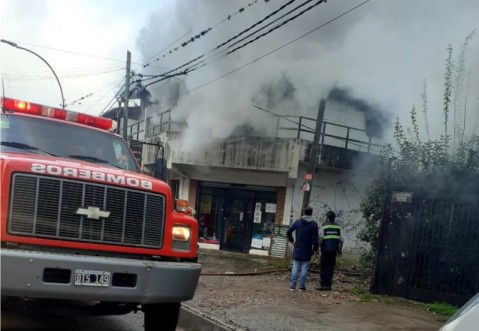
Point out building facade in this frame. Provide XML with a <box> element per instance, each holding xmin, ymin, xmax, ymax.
<box><xmin>106</xmin><ymin>96</ymin><xmax>384</xmax><ymax>259</ymax></box>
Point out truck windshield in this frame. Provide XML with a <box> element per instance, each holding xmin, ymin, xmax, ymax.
<box><xmin>0</xmin><ymin>114</ymin><xmax>140</xmax><ymax>172</ymax></box>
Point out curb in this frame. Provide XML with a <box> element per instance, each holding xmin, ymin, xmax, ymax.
<box><xmin>182</xmin><ymin>303</ymin><xmax>245</xmax><ymax>331</ymax></box>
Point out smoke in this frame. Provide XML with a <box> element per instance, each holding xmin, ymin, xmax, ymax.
<box><xmin>135</xmin><ymin>0</ymin><xmax>479</xmax><ymax>153</ymax></box>
<box><xmin>328</xmin><ymin>87</ymin><xmax>390</xmax><ymax>138</ymax></box>
<box><xmin>252</xmin><ymin>72</ymin><xmax>299</xmax><ymax>112</ymax></box>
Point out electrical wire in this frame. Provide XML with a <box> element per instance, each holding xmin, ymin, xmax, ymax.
<box><xmin>253</xmin><ymin>104</ymin><xmax>315</xmax><ymax>131</ymax></box>
<box><xmin>141</xmin><ymin>30</ymin><xmax>193</xmax><ymax>69</ymax></box>
<box><xmin>98</xmin><ymin>82</ymin><xmax>126</xmax><ymax>115</ymax></box>
<box><xmin>7</xmin><ymin>41</ymin><xmax>138</xmax><ymax>64</ymax></box>
<box><xmin>214</xmin><ymin>0</ymin><xmax>298</xmax><ymax>50</ymax></box>
<box><xmin>227</xmin><ymin>0</ymin><xmax>316</xmax><ymax>50</ymax></box>
<box><xmin>2</xmin><ymin>63</ymin><xmax>125</xmax><ymax>79</ymax></box>
<box><xmin>104</xmin><ymin>0</ymin><xmax>369</xmax><ymax>109</ymax></box>
<box><xmin>4</xmin><ymin>66</ymin><xmax>126</xmax><ymax>82</ymax></box>
<box><xmin>142</xmin><ymin>0</ymin><xmax>266</xmax><ymax>68</ymax></box>
<box><xmin>228</xmin><ymin>0</ymin><xmax>325</xmax><ymax>55</ymax></box>
<box><xmin>159</xmin><ymin>0</ymin><xmax>370</xmax><ymax>102</ymax></box>
<box><xmin>135</xmin><ymin>0</ymin><xmax>325</xmax><ymax>86</ymax></box>
<box><xmin>137</xmin><ymin>0</ymin><xmax>303</xmax><ymax>81</ymax></box>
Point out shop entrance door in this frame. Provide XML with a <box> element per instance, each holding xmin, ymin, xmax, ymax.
<box><xmin>221</xmin><ymin>192</ymin><xmax>255</xmax><ymax>252</ymax></box>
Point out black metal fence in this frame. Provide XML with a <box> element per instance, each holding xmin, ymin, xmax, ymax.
<box><xmin>372</xmin><ymin>185</ymin><xmax>479</xmax><ymax>306</ymax></box>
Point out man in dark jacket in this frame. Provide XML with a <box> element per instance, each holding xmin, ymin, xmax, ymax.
<box><xmin>317</xmin><ymin>210</ymin><xmax>344</xmax><ymax>291</ymax></box>
<box><xmin>287</xmin><ymin>207</ymin><xmax>319</xmax><ymax>291</ymax></box>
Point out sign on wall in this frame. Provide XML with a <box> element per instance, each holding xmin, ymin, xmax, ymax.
<box><xmin>265</xmin><ymin>203</ymin><xmax>276</xmax><ymax>213</ymax></box>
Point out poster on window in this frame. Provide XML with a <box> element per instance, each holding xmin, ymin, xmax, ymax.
<box><xmin>254</xmin><ymin>210</ymin><xmax>262</xmax><ymax>223</ymax></box>
<box><xmin>251</xmin><ymin>238</ymin><xmax>262</xmax><ymax>249</ymax></box>
<box><xmin>262</xmin><ymin>237</ymin><xmax>272</xmax><ymax>249</ymax></box>
<box><xmin>265</xmin><ymin>203</ymin><xmax>276</xmax><ymax>213</ymax></box>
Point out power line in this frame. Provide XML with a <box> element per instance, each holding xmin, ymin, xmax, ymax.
<box><xmin>8</xmin><ymin>41</ymin><xmax>137</xmax><ymax>64</ymax></box>
<box><xmin>141</xmin><ymin>30</ymin><xmax>193</xmax><ymax>69</ymax></box>
<box><xmin>214</xmin><ymin>0</ymin><xmax>298</xmax><ymax>50</ymax></box>
<box><xmin>135</xmin><ymin>0</ymin><xmax>323</xmax><ymax>85</ymax></box>
<box><xmin>98</xmin><ymin>82</ymin><xmax>126</xmax><ymax>115</ymax></box>
<box><xmin>253</xmin><ymin>104</ymin><xmax>315</xmax><ymax>131</ymax></box>
<box><xmin>162</xmin><ymin>0</ymin><xmax>370</xmax><ymax>103</ymax></box>
<box><xmin>227</xmin><ymin>0</ymin><xmax>325</xmax><ymax>55</ymax></box>
<box><xmin>142</xmin><ymin>0</ymin><xmax>267</xmax><ymax>68</ymax></box>
<box><xmin>3</xmin><ymin>66</ymin><xmax>125</xmax><ymax>82</ymax></box>
<box><xmin>227</xmin><ymin>0</ymin><xmax>315</xmax><ymax>50</ymax></box>
<box><xmin>1</xmin><ymin>63</ymin><xmax>125</xmax><ymax>78</ymax></box>
<box><xmin>138</xmin><ymin>0</ymin><xmax>299</xmax><ymax>80</ymax></box>
<box><xmin>103</xmin><ymin>0</ymin><xmax>369</xmax><ymax>116</ymax></box>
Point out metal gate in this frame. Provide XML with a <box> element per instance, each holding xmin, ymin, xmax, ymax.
<box><xmin>372</xmin><ymin>185</ymin><xmax>479</xmax><ymax>306</ymax></box>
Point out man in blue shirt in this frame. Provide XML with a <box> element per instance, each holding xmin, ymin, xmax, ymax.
<box><xmin>287</xmin><ymin>207</ymin><xmax>319</xmax><ymax>291</ymax></box>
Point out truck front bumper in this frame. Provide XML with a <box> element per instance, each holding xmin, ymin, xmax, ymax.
<box><xmin>1</xmin><ymin>249</ymin><xmax>202</xmax><ymax>304</ymax></box>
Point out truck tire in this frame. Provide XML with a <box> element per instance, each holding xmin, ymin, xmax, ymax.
<box><xmin>143</xmin><ymin>302</ymin><xmax>181</xmax><ymax>331</ymax></box>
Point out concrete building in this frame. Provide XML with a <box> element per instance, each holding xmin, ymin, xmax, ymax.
<box><xmin>103</xmin><ymin>88</ymin><xmax>384</xmax><ymax>259</ymax></box>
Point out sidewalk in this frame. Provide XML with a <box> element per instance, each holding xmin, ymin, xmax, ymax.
<box><xmin>185</xmin><ymin>249</ymin><xmax>446</xmax><ymax>331</ymax></box>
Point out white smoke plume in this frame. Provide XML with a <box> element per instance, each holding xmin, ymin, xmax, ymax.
<box><xmin>136</xmin><ymin>0</ymin><xmax>479</xmax><ymax>153</ymax></box>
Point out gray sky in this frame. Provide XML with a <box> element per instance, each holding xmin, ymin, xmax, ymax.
<box><xmin>1</xmin><ymin>0</ymin><xmax>478</xmax><ymax>151</ymax></box>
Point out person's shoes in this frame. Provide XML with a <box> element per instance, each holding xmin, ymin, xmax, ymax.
<box><xmin>290</xmin><ymin>286</ymin><xmax>296</xmax><ymax>291</ymax></box>
<box><xmin>316</xmin><ymin>286</ymin><xmax>331</xmax><ymax>291</ymax></box>
<box><xmin>299</xmin><ymin>287</ymin><xmax>307</xmax><ymax>291</ymax></box>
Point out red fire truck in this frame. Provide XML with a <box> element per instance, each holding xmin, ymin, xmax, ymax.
<box><xmin>0</xmin><ymin>97</ymin><xmax>201</xmax><ymax>330</ymax></box>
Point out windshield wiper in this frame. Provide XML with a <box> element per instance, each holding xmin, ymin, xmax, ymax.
<box><xmin>1</xmin><ymin>141</ymin><xmax>57</xmax><ymax>156</ymax></box>
<box><xmin>67</xmin><ymin>155</ymin><xmax>123</xmax><ymax>169</ymax></box>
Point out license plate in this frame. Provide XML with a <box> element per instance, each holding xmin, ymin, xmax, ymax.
<box><xmin>74</xmin><ymin>269</ymin><xmax>111</xmax><ymax>287</ymax></box>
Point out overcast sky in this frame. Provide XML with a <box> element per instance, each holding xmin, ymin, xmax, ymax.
<box><xmin>1</xmin><ymin>0</ymin><xmax>478</xmax><ymax>150</ymax></box>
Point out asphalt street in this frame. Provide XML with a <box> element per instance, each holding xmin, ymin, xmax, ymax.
<box><xmin>1</xmin><ymin>306</ymin><xmax>227</xmax><ymax>331</ymax></box>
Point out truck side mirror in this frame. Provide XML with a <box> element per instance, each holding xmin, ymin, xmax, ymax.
<box><xmin>153</xmin><ymin>157</ymin><xmax>167</xmax><ymax>181</ymax></box>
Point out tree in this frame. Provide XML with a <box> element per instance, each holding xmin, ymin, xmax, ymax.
<box><xmin>359</xmin><ymin>32</ymin><xmax>479</xmax><ymax>272</ymax></box>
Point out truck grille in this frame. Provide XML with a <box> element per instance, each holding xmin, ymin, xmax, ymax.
<box><xmin>8</xmin><ymin>173</ymin><xmax>165</xmax><ymax>249</ymax></box>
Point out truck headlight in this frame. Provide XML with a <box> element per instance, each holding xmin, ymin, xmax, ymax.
<box><xmin>172</xmin><ymin>226</ymin><xmax>191</xmax><ymax>242</ymax></box>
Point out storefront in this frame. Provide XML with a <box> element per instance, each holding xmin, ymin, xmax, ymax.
<box><xmin>196</xmin><ymin>182</ymin><xmax>277</xmax><ymax>253</ymax></box>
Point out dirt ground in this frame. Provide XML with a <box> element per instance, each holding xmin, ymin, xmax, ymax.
<box><xmin>185</xmin><ymin>250</ymin><xmax>447</xmax><ymax>331</ymax></box>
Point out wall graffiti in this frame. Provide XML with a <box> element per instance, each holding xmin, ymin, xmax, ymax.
<box><xmin>293</xmin><ymin>175</ymin><xmax>370</xmax><ymax>257</ymax></box>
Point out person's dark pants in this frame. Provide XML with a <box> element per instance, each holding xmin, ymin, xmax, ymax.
<box><xmin>320</xmin><ymin>251</ymin><xmax>338</xmax><ymax>287</ymax></box>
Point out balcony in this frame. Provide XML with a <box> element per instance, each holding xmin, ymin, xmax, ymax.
<box><xmin>123</xmin><ymin>109</ymin><xmax>384</xmax><ymax>175</ymax></box>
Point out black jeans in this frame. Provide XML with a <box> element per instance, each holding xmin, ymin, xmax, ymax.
<box><xmin>320</xmin><ymin>251</ymin><xmax>337</xmax><ymax>287</ymax></box>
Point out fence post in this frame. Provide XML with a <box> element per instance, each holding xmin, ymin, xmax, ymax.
<box><xmin>371</xmin><ymin>159</ymin><xmax>392</xmax><ymax>293</ymax></box>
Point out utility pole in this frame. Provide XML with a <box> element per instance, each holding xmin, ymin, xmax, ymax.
<box><xmin>301</xmin><ymin>98</ymin><xmax>326</xmax><ymax>213</ymax></box>
<box><xmin>122</xmin><ymin>50</ymin><xmax>131</xmax><ymax>140</ymax></box>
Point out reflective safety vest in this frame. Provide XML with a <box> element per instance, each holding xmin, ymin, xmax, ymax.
<box><xmin>321</xmin><ymin>223</ymin><xmax>341</xmax><ymax>252</ymax></box>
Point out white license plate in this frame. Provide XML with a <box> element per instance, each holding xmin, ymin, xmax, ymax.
<box><xmin>74</xmin><ymin>269</ymin><xmax>111</xmax><ymax>287</ymax></box>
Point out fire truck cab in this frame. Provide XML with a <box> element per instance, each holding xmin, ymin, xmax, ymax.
<box><xmin>0</xmin><ymin>97</ymin><xmax>201</xmax><ymax>330</ymax></box>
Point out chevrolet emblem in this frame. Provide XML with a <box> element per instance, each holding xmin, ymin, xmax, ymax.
<box><xmin>76</xmin><ymin>206</ymin><xmax>110</xmax><ymax>220</ymax></box>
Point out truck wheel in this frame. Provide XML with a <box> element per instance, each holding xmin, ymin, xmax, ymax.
<box><xmin>143</xmin><ymin>303</ymin><xmax>181</xmax><ymax>331</ymax></box>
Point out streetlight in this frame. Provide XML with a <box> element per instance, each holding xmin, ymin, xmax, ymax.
<box><xmin>1</xmin><ymin>39</ymin><xmax>65</xmax><ymax>109</ymax></box>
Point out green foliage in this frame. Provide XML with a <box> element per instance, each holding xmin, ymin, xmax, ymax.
<box><xmin>359</xmin><ymin>33</ymin><xmax>479</xmax><ymax>274</ymax></box>
<box><xmin>349</xmin><ymin>284</ymin><xmax>373</xmax><ymax>301</ymax></box>
<box><xmin>423</xmin><ymin>303</ymin><xmax>458</xmax><ymax>317</ymax></box>
<box><xmin>264</xmin><ymin>257</ymin><xmax>290</xmax><ymax>270</ymax></box>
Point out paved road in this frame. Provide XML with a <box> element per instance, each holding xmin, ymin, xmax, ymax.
<box><xmin>1</xmin><ymin>307</ymin><xmax>228</xmax><ymax>330</ymax></box>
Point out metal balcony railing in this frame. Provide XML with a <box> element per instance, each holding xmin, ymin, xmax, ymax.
<box><xmin>122</xmin><ymin>111</ymin><xmax>384</xmax><ymax>155</ymax></box>
<box><xmin>276</xmin><ymin>115</ymin><xmax>384</xmax><ymax>154</ymax></box>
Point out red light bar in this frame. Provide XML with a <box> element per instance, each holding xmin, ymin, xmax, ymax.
<box><xmin>1</xmin><ymin>97</ymin><xmax>117</xmax><ymax>131</ymax></box>
<box><xmin>2</xmin><ymin>98</ymin><xmax>42</xmax><ymax>115</ymax></box>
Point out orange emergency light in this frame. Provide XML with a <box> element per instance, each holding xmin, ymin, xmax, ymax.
<box><xmin>1</xmin><ymin>97</ymin><xmax>117</xmax><ymax>131</ymax></box>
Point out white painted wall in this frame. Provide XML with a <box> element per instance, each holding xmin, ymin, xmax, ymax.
<box><xmin>290</xmin><ymin>163</ymin><xmax>375</xmax><ymax>257</ymax></box>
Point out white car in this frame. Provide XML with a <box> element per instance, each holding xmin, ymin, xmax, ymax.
<box><xmin>439</xmin><ymin>293</ymin><xmax>479</xmax><ymax>331</ymax></box>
